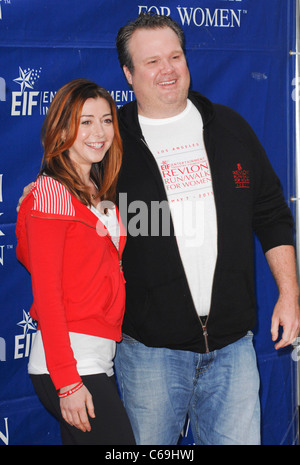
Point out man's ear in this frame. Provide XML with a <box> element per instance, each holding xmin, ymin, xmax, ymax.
<box><xmin>123</xmin><ymin>65</ymin><xmax>133</xmax><ymax>86</ymax></box>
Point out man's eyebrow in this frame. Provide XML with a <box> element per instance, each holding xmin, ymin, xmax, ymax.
<box><xmin>143</xmin><ymin>50</ymin><xmax>183</xmax><ymax>60</ymax></box>
<box><xmin>143</xmin><ymin>55</ymin><xmax>159</xmax><ymax>62</ymax></box>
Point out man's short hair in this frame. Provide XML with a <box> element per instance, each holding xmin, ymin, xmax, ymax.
<box><xmin>116</xmin><ymin>12</ymin><xmax>186</xmax><ymax>74</ymax></box>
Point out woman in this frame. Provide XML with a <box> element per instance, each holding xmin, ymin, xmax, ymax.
<box><xmin>16</xmin><ymin>78</ymin><xmax>135</xmax><ymax>445</ymax></box>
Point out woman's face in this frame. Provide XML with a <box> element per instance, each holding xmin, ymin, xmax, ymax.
<box><xmin>68</xmin><ymin>97</ymin><xmax>115</xmax><ymax>175</ymax></box>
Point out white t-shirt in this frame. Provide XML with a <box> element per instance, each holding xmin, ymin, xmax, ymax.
<box><xmin>139</xmin><ymin>100</ymin><xmax>218</xmax><ymax>316</ymax></box>
<box><xmin>92</xmin><ymin>204</ymin><xmax>120</xmax><ymax>250</ymax></box>
<box><xmin>28</xmin><ymin>205</ymin><xmax>120</xmax><ymax>378</ymax></box>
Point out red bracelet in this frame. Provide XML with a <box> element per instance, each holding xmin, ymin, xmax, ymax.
<box><xmin>58</xmin><ymin>382</ymin><xmax>83</xmax><ymax>398</ymax></box>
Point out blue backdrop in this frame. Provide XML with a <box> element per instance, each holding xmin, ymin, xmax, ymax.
<box><xmin>0</xmin><ymin>0</ymin><xmax>298</xmax><ymax>445</ymax></box>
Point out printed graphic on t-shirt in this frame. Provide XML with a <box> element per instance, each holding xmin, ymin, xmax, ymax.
<box><xmin>159</xmin><ymin>151</ymin><xmax>213</xmax><ymax>199</ymax></box>
<box><xmin>150</xmin><ymin>139</ymin><xmax>215</xmax><ymax>247</ymax></box>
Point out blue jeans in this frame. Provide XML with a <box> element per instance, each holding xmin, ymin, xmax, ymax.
<box><xmin>115</xmin><ymin>332</ymin><xmax>261</xmax><ymax>445</ymax></box>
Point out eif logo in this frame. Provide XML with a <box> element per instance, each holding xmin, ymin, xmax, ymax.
<box><xmin>11</xmin><ymin>66</ymin><xmax>42</xmax><ymax>116</ymax></box>
<box><xmin>14</xmin><ymin>310</ymin><xmax>37</xmax><ymax>359</ymax></box>
<box><xmin>11</xmin><ymin>66</ymin><xmax>56</xmax><ymax>116</ymax></box>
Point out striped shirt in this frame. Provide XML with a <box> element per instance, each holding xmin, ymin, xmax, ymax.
<box><xmin>32</xmin><ymin>176</ymin><xmax>75</xmax><ymax>216</ymax></box>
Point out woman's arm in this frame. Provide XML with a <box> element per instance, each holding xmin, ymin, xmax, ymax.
<box><xmin>27</xmin><ymin>216</ymin><xmax>95</xmax><ymax>431</ymax></box>
<box><xmin>27</xmin><ymin>216</ymin><xmax>79</xmax><ymax>387</ymax></box>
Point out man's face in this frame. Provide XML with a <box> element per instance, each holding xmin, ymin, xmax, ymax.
<box><xmin>123</xmin><ymin>27</ymin><xmax>190</xmax><ymax>119</ymax></box>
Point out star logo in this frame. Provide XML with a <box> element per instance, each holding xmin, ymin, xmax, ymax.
<box><xmin>13</xmin><ymin>66</ymin><xmax>42</xmax><ymax>94</ymax></box>
<box><xmin>17</xmin><ymin>310</ymin><xmax>37</xmax><ymax>336</ymax></box>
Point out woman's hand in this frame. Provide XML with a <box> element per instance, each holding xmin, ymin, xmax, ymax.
<box><xmin>59</xmin><ymin>383</ymin><xmax>95</xmax><ymax>432</ymax></box>
<box><xmin>16</xmin><ymin>182</ymin><xmax>35</xmax><ymax>212</ymax></box>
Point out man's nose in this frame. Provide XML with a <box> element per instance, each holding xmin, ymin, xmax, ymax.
<box><xmin>160</xmin><ymin>58</ymin><xmax>174</xmax><ymax>74</ymax></box>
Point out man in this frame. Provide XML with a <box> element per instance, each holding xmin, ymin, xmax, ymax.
<box><xmin>18</xmin><ymin>13</ymin><xmax>300</xmax><ymax>445</ymax></box>
<box><xmin>113</xmin><ymin>13</ymin><xmax>300</xmax><ymax>445</ymax></box>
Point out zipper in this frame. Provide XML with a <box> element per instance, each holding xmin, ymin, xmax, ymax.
<box><xmin>100</xmin><ymin>222</ymin><xmax>124</xmax><ymax>274</ymax></box>
<box><xmin>199</xmin><ymin>315</ymin><xmax>210</xmax><ymax>353</ymax></box>
<box><xmin>104</xmin><ymin>228</ymin><xmax>124</xmax><ymax>273</ymax></box>
<box><xmin>140</xmin><ymin>137</ymin><xmax>148</xmax><ymax>148</ymax></box>
<box><xmin>198</xmin><ymin>127</ymin><xmax>213</xmax><ymax>354</ymax></box>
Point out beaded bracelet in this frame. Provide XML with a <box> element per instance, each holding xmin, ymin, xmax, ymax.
<box><xmin>58</xmin><ymin>382</ymin><xmax>83</xmax><ymax>398</ymax></box>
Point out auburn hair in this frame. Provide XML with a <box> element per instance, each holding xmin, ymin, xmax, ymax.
<box><xmin>39</xmin><ymin>78</ymin><xmax>122</xmax><ymax>206</ymax></box>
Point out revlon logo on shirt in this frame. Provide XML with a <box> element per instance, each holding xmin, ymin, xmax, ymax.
<box><xmin>232</xmin><ymin>163</ymin><xmax>250</xmax><ymax>189</ymax></box>
<box><xmin>160</xmin><ymin>157</ymin><xmax>212</xmax><ymax>193</ymax></box>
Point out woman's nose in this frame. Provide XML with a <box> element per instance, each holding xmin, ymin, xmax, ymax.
<box><xmin>93</xmin><ymin>122</ymin><xmax>105</xmax><ymax>136</ymax></box>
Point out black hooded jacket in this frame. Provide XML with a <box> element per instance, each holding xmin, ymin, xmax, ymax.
<box><xmin>116</xmin><ymin>90</ymin><xmax>294</xmax><ymax>353</ymax></box>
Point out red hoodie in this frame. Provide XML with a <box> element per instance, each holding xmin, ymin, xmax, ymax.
<box><xmin>16</xmin><ymin>175</ymin><xmax>126</xmax><ymax>390</ymax></box>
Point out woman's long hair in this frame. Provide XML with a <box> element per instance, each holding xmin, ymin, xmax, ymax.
<box><xmin>40</xmin><ymin>78</ymin><xmax>122</xmax><ymax>206</ymax></box>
